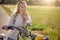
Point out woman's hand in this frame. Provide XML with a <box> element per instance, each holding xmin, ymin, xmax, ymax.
<box><xmin>2</xmin><ymin>25</ymin><xmax>9</xmax><ymax>31</ymax></box>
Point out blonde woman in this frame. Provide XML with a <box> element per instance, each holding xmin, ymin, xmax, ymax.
<box><xmin>2</xmin><ymin>1</ymin><xmax>32</xmax><ymax>40</ymax></box>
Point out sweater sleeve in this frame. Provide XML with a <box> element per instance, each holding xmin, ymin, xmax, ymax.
<box><xmin>7</xmin><ymin>14</ymin><xmax>16</xmax><ymax>29</ymax></box>
<box><xmin>26</xmin><ymin>14</ymin><xmax>32</xmax><ymax>26</ymax></box>
<box><xmin>7</xmin><ymin>14</ymin><xmax>15</xmax><ymax>26</ymax></box>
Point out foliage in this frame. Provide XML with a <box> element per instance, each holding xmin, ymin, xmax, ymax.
<box><xmin>2</xmin><ymin>5</ymin><xmax>60</xmax><ymax>40</ymax></box>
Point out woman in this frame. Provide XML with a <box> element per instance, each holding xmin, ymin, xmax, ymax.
<box><xmin>2</xmin><ymin>1</ymin><xmax>32</xmax><ymax>40</ymax></box>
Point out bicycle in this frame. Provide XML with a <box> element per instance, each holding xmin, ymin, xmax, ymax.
<box><xmin>2</xmin><ymin>25</ymin><xmax>49</xmax><ymax>40</ymax></box>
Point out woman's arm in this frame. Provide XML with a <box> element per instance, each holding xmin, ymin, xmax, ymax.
<box><xmin>2</xmin><ymin>14</ymin><xmax>15</xmax><ymax>30</ymax></box>
<box><xmin>7</xmin><ymin>14</ymin><xmax>15</xmax><ymax>26</ymax></box>
<box><xmin>26</xmin><ymin>14</ymin><xmax>32</xmax><ymax>26</ymax></box>
<box><xmin>7</xmin><ymin>14</ymin><xmax>16</xmax><ymax>29</ymax></box>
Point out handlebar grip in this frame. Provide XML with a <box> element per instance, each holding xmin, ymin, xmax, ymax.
<box><xmin>2</xmin><ymin>27</ymin><xmax>5</xmax><ymax>29</ymax></box>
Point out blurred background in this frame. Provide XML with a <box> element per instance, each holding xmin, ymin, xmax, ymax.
<box><xmin>0</xmin><ymin>0</ymin><xmax>60</xmax><ymax>40</ymax></box>
<box><xmin>0</xmin><ymin>0</ymin><xmax>60</xmax><ymax>6</ymax></box>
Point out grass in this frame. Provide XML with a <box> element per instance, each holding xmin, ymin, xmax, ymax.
<box><xmin>1</xmin><ymin>5</ymin><xmax>12</xmax><ymax>16</ymax></box>
<box><xmin>1</xmin><ymin>5</ymin><xmax>60</xmax><ymax>40</ymax></box>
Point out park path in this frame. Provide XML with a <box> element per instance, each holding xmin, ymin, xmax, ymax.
<box><xmin>0</xmin><ymin>5</ymin><xmax>9</xmax><ymax>40</ymax></box>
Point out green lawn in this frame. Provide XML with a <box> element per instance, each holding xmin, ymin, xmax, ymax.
<box><xmin>2</xmin><ymin>5</ymin><xmax>60</xmax><ymax>40</ymax></box>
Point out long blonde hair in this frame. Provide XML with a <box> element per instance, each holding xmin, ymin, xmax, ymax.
<box><xmin>13</xmin><ymin>1</ymin><xmax>28</xmax><ymax>26</ymax></box>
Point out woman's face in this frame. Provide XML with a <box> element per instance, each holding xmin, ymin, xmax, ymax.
<box><xmin>18</xmin><ymin>3</ymin><xmax>26</xmax><ymax>13</ymax></box>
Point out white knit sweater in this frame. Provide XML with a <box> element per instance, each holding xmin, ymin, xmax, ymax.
<box><xmin>8</xmin><ymin>13</ymin><xmax>31</xmax><ymax>27</ymax></box>
<box><xmin>7</xmin><ymin>13</ymin><xmax>32</xmax><ymax>40</ymax></box>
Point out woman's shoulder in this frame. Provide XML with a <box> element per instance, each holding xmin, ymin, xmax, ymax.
<box><xmin>11</xmin><ymin>13</ymin><xmax>16</xmax><ymax>17</ymax></box>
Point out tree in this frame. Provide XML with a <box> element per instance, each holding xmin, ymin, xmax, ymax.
<box><xmin>7</xmin><ymin>0</ymin><xmax>17</xmax><ymax>4</ymax></box>
<box><xmin>0</xmin><ymin>0</ymin><xmax>4</xmax><ymax>4</ymax></box>
<box><xmin>25</xmin><ymin>0</ymin><xmax>41</xmax><ymax>5</ymax></box>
